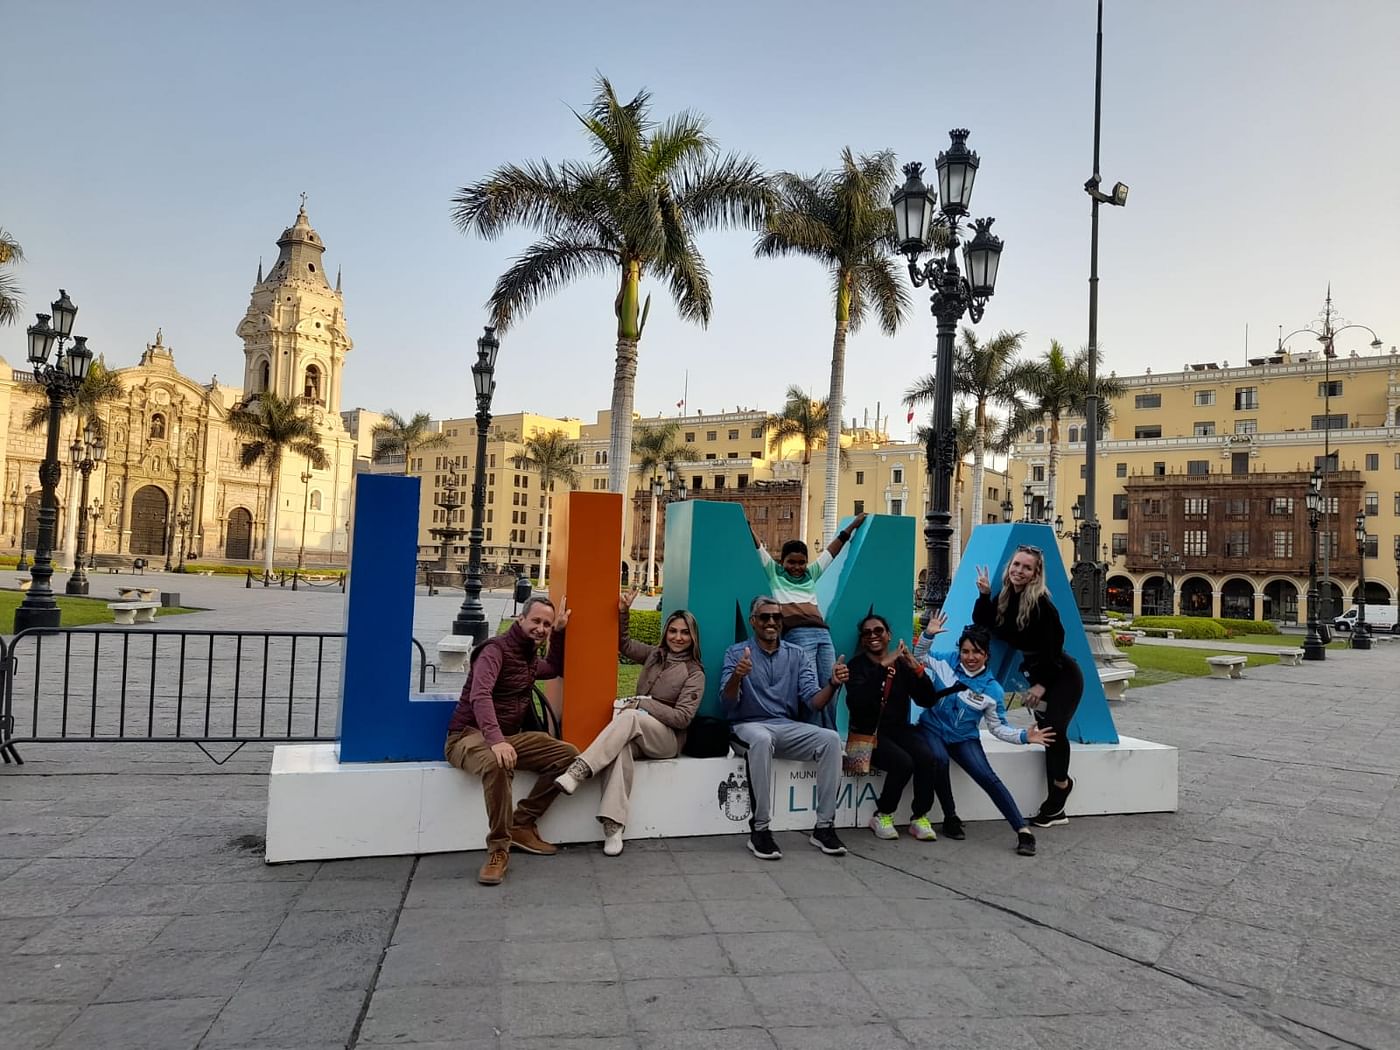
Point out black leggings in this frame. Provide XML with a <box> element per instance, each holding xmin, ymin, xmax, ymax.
<box><xmin>872</xmin><ymin>724</ymin><xmax>943</xmax><ymax>819</ymax></box>
<box><xmin>1033</xmin><ymin>656</ymin><xmax>1083</xmax><ymax>787</ymax></box>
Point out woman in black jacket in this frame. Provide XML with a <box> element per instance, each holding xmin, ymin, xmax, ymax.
<box><xmin>843</xmin><ymin>613</ymin><xmax>946</xmax><ymax>842</ymax></box>
<box><xmin>972</xmin><ymin>544</ymin><xmax>1084</xmax><ymax>827</ymax></box>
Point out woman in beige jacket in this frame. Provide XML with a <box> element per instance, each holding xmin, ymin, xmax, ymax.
<box><xmin>555</xmin><ymin>591</ymin><xmax>705</xmax><ymax>856</ymax></box>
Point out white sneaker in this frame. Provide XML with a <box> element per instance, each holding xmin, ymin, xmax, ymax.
<box><xmin>555</xmin><ymin>757</ymin><xmax>592</xmax><ymax>795</ymax></box>
<box><xmin>602</xmin><ymin>819</ymin><xmax>624</xmax><ymax>857</ymax></box>
<box><xmin>868</xmin><ymin>812</ymin><xmax>899</xmax><ymax>840</ymax></box>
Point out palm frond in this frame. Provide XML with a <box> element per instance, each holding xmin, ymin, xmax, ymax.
<box><xmin>451</xmin><ymin>160</ymin><xmax>593</xmax><ymax>239</ymax></box>
<box><xmin>854</xmin><ymin>255</ymin><xmax>908</xmax><ymax>337</ymax></box>
<box><xmin>487</xmin><ymin>237</ymin><xmax>620</xmax><ymax>331</ymax></box>
<box><xmin>673</xmin><ymin>153</ymin><xmax>771</xmax><ymax>231</ymax></box>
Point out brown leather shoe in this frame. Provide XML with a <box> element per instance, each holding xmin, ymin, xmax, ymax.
<box><xmin>478</xmin><ymin>848</ymin><xmax>510</xmax><ymax>885</ymax></box>
<box><xmin>509</xmin><ymin>824</ymin><xmax>558</xmax><ymax>855</ymax></box>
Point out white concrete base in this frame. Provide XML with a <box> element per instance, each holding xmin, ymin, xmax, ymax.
<box><xmin>437</xmin><ymin>635</ymin><xmax>473</xmax><ymax>674</ymax></box>
<box><xmin>265</xmin><ymin>734</ymin><xmax>1178</xmax><ymax>863</ymax></box>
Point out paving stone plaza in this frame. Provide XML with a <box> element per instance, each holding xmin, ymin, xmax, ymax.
<box><xmin>2</xmin><ymin>574</ymin><xmax>1399</xmax><ymax>1049</ymax></box>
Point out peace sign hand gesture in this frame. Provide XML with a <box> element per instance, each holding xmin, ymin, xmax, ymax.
<box><xmin>619</xmin><ymin>588</ymin><xmax>639</xmax><ymax>614</ymax></box>
<box><xmin>975</xmin><ymin>565</ymin><xmax>992</xmax><ymax>596</ymax></box>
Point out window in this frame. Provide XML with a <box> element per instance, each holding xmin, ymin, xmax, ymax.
<box><xmin>303</xmin><ymin>364</ymin><xmax>322</xmax><ymax>402</ymax></box>
<box><xmin>692</xmin><ymin>476</ymin><xmax>703</xmax><ymax>491</ymax></box>
<box><xmin>1186</xmin><ymin>460</ymin><xmax>1209</xmax><ymax>476</ymax></box>
<box><xmin>1194</xmin><ymin>390</ymin><xmax>1216</xmax><ymax>406</ymax></box>
<box><xmin>1225</xmin><ymin>531</ymin><xmax>1249</xmax><ymax>557</ymax></box>
<box><xmin>1322</xmin><ymin>531</ymin><xmax>1339</xmax><ymax>559</ymax></box>
<box><xmin>1365</xmin><ymin>492</ymin><xmax>1379</xmax><ymax>516</ymax></box>
<box><xmin>1317</xmin><ymin>380</ymin><xmax>1343</xmax><ymax>397</ymax></box>
<box><xmin>489</xmin><ymin>454</ymin><xmax>496</xmax><ymax>468</ymax></box>
<box><xmin>855</xmin><ymin>471</ymin><xmax>864</xmax><ymax>484</ymax></box>
<box><xmin>1153</xmin><ymin>461</ymin><xmax>1166</xmax><ymax>476</ymax></box>
<box><xmin>706</xmin><ymin>431</ymin><xmax>717</xmax><ymax>441</ymax></box>
<box><xmin>853</xmin><ymin>500</ymin><xmax>865</xmax><ymax>515</ymax></box>
<box><xmin>1321</xmin><ymin>495</ymin><xmax>1339</xmax><ymax>514</ymax></box>
<box><xmin>1111</xmin><ymin>533</ymin><xmax>1128</xmax><ymax>556</ymax></box>
<box><xmin>1068</xmin><ymin>426</ymin><xmax>1079</xmax><ymax>442</ymax></box>
<box><xmin>705</xmin><ymin>453</ymin><xmax>716</xmax><ymax>460</ymax></box>
<box><xmin>150</xmin><ymin>413</ymin><xmax>166</xmax><ymax>439</ymax></box>
<box><xmin>1363</xmin><ymin>535</ymin><xmax>1379</xmax><ymax>558</ymax></box>
<box><xmin>754</xmin><ymin>506</ymin><xmax>768</xmax><ymax>522</ymax></box>
<box><xmin>1147</xmin><ymin>531</ymin><xmax>1169</xmax><ymax>556</ymax></box>
<box><xmin>257</xmin><ymin>359</ymin><xmax>271</xmax><ymax>392</ymax></box>
<box><xmin>1366</xmin><ymin>453</ymin><xmax>1379</xmax><ymax>471</ymax></box>
<box><xmin>891</xmin><ymin>467</ymin><xmax>903</xmax><ymax>484</ymax></box>
<box><xmin>1135</xmin><ymin>394</ymin><xmax>1161</xmax><ymax>409</ymax></box>
<box><xmin>749</xmin><ymin>450</ymin><xmax>761</xmax><ymax>459</ymax></box>
<box><xmin>727</xmin><ymin>452</ymin><xmax>738</xmax><ymax>459</ymax></box>
<box><xmin>751</xmin><ymin>427</ymin><xmax>764</xmax><ymax>438</ymax></box>
<box><xmin>713</xmin><ymin>475</ymin><xmax>725</xmax><ymax>490</ymax></box>
<box><xmin>1395</xmin><ymin>492</ymin><xmax>1400</xmax><ymax>516</ymax></box>
<box><xmin>737</xmin><ymin>474</ymin><xmax>748</xmax><ymax>488</ymax></box>
<box><xmin>309</xmin><ymin>491</ymin><xmax>322</xmax><ymax>511</ymax></box>
<box><xmin>1311</xmin><ymin>414</ymin><xmax>1347</xmax><ymax>431</ymax></box>
<box><xmin>1135</xmin><ymin>426</ymin><xmax>1162</xmax><ymax>439</ymax></box>
<box><xmin>1234</xmin><ymin>387</ymin><xmax>1258</xmax><ymax>410</ymax></box>
<box><xmin>1035</xmin><ymin>427</ymin><xmax>1045</xmax><ymax>443</ymax></box>
<box><xmin>1184</xmin><ymin>498</ymin><xmax>1208</xmax><ymax>516</ymax></box>
<box><xmin>1116</xmin><ymin>462</ymin><xmax>1127</xmax><ymax>477</ymax></box>
<box><xmin>1269</xmin><ymin>497</ymin><xmax>1293</xmax><ymax>515</ymax></box>
<box><xmin>1272</xmin><ymin>531</ymin><xmax>1293</xmax><ymax>558</ymax></box>
<box><xmin>728</xmin><ymin>429</ymin><xmax>739</xmax><ymax>440</ymax></box>
<box><xmin>1315</xmin><ymin>452</ymin><xmax>1339</xmax><ymax>472</ymax></box>
<box><xmin>1183</xmin><ymin>530</ymin><xmax>1208</xmax><ymax>556</ymax></box>
<box><xmin>1226</xmin><ymin>498</ymin><xmax>1249</xmax><ymax>516</ymax></box>
<box><xmin>684</xmin><ymin>432</ymin><xmax>695</xmax><ymax>443</ymax></box>
<box><xmin>1112</xmin><ymin>495</ymin><xmax>1128</xmax><ymax>520</ymax></box>
<box><xmin>1192</xmin><ymin>422</ymin><xmax>1216</xmax><ymax>437</ymax></box>
<box><xmin>890</xmin><ymin>499</ymin><xmax>904</xmax><ymax>515</ymax></box>
<box><xmin>1079</xmin><ymin>464</ymin><xmax>1086</xmax><ymax>478</ymax></box>
<box><xmin>1235</xmin><ymin>419</ymin><xmax>1257</xmax><ymax>435</ymax></box>
<box><xmin>1032</xmin><ymin>466</ymin><xmax>1045</xmax><ymax>482</ymax></box>
<box><xmin>1143</xmin><ymin>498</ymin><xmax>1164</xmax><ymax>516</ymax></box>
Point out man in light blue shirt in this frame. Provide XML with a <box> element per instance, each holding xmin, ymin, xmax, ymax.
<box><xmin>721</xmin><ymin>596</ymin><xmax>849</xmax><ymax>861</ymax></box>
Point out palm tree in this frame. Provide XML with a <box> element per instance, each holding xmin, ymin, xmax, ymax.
<box><xmin>512</xmin><ymin>429</ymin><xmax>581</xmax><ymax>588</ymax></box>
<box><xmin>631</xmin><ymin>421</ymin><xmax>698</xmax><ymax>588</ymax></box>
<box><xmin>756</xmin><ymin>149</ymin><xmax>910</xmax><ymax>544</ymax></box>
<box><xmin>767</xmin><ymin>387</ymin><xmax>833</xmax><ymax>543</ymax></box>
<box><xmin>371</xmin><ymin>410</ymin><xmax>448</xmax><ymax>475</ymax></box>
<box><xmin>1017</xmin><ymin>341</ymin><xmax>1128</xmax><ymax>517</ymax></box>
<box><xmin>25</xmin><ymin>360</ymin><xmax>126</xmax><ymax>567</ymax></box>
<box><xmin>0</xmin><ymin>228</ymin><xmax>23</xmax><ymax>326</ymax></box>
<box><xmin>905</xmin><ymin>328</ymin><xmax>1030</xmax><ymax>529</ymax></box>
<box><xmin>452</xmin><ymin>76</ymin><xmax>770</xmax><ymax>495</ymax></box>
<box><xmin>227</xmin><ymin>391</ymin><xmax>329</xmax><ymax>577</ymax></box>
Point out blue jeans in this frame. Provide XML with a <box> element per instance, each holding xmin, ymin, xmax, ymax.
<box><xmin>919</xmin><ymin>728</ymin><xmax>1025</xmax><ymax>832</ymax></box>
<box><xmin>783</xmin><ymin>626</ymin><xmax>835</xmax><ymax>730</ymax></box>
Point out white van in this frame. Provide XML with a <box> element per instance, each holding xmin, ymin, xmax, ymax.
<box><xmin>1332</xmin><ymin>605</ymin><xmax>1399</xmax><ymax>633</ymax></box>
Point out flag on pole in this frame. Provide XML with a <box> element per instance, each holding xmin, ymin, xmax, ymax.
<box><xmin>906</xmin><ymin>408</ymin><xmax>915</xmax><ymax>424</ymax></box>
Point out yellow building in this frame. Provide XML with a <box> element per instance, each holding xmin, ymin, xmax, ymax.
<box><xmin>1009</xmin><ymin>346</ymin><xmax>1400</xmax><ymax>623</ymax></box>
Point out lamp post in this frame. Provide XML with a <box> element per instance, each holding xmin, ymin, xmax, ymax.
<box><xmin>1021</xmin><ymin>482</ymin><xmax>1034</xmax><ymax>523</ymax></box>
<box><xmin>65</xmin><ymin>422</ymin><xmax>107</xmax><ymax>595</ymax></box>
<box><xmin>1303</xmin><ymin>468</ymin><xmax>1326</xmax><ymax>661</ymax></box>
<box><xmin>89</xmin><ymin>498</ymin><xmax>102</xmax><ymax>569</ymax></box>
<box><xmin>453</xmin><ymin>326</ymin><xmax>502</xmax><ymax>642</ymax></box>
<box><xmin>1352</xmin><ymin>508</ymin><xmax>1371</xmax><ymax>650</ymax></box>
<box><xmin>643</xmin><ymin>460</ymin><xmax>686</xmax><ymax>593</ymax></box>
<box><xmin>175</xmin><ymin>510</ymin><xmax>191</xmax><ymax>573</ymax></box>
<box><xmin>15</xmin><ymin>292</ymin><xmax>93</xmax><ymax>633</ymax></box>
<box><xmin>1150</xmin><ymin>547</ymin><xmax>1184</xmax><ymax>616</ymax></box>
<box><xmin>999</xmin><ymin>497</ymin><xmax>1014</xmax><ymax>523</ymax></box>
<box><xmin>1078</xmin><ymin>0</ymin><xmax>1129</xmax><ymax>639</ymax></box>
<box><xmin>292</xmin><ymin>463</ymin><xmax>312</xmax><ymax>590</ymax></box>
<box><xmin>892</xmin><ymin>129</ymin><xmax>1005</xmax><ymax>626</ymax></box>
<box><xmin>17</xmin><ymin>485</ymin><xmax>33</xmax><ymax>572</ymax></box>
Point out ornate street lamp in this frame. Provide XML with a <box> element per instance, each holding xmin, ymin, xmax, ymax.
<box><xmin>292</xmin><ymin>463</ymin><xmax>313</xmax><ymax>590</ymax></box>
<box><xmin>1150</xmin><ymin>547</ymin><xmax>1184</xmax><ymax>616</ymax></box>
<box><xmin>175</xmin><ymin>510</ymin><xmax>192</xmax><ymax>573</ymax></box>
<box><xmin>999</xmin><ymin>497</ymin><xmax>1014</xmax><ymax>523</ymax></box>
<box><xmin>644</xmin><ymin>460</ymin><xmax>686</xmax><ymax>593</ymax></box>
<box><xmin>88</xmin><ymin>499</ymin><xmax>102</xmax><ymax>569</ymax></box>
<box><xmin>453</xmin><ymin>326</ymin><xmax>502</xmax><ymax>642</ymax></box>
<box><xmin>893</xmin><ymin>129</ymin><xmax>1005</xmax><ymax>625</ymax></box>
<box><xmin>1022</xmin><ymin>482</ymin><xmax>1034</xmax><ymax>523</ymax></box>
<box><xmin>17</xmin><ymin>484</ymin><xmax>33</xmax><ymax>573</ymax></box>
<box><xmin>1352</xmin><ymin>508</ymin><xmax>1371</xmax><ymax>650</ymax></box>
<box><xmin>1303</xmin><ymin>468</ymin><xmax>1326</xmax><ymax>661</ymax></box>
<box><xmin>65</xmin><ymin>422</ymin><xmax>106</xmax><ymax>595</ymax></box>
<box><xmin>15</xmin><ymin>292</ymin><xmax>93</xmax><ymax>633</ymax></box>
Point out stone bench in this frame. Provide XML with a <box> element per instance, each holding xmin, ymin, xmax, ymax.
<box><xmin>1136</xmin><ymin>628</ymin><xmax>1177</xmax><ymax>640</ymax></box>
<box><xmin>1206</xmin><ymin>654</ymin><xmax>1247</xmax><ymax>680</ymax></box>
<box><xmin>1274</xmin><ymin>649</ymin><xmax>1304</xmax><ymax>667</ymax></box>
<box><xmin>1098</xmin><ymin>666</ymin><xmax>1136</xmax><ymax>701</ymax></box>
<box><xmin>437</xmin><ymin>636</ymin><xmax>473</xmax><ymax>674</ymax></box>
<box><xmin>116</xmin><ymin>587</ymin><xmax>160</xmax><ymax>602</ymax></box>
<box><xmin>107</xmin><ymin>601</ymin><xmax>159</xmax><ymax>625</ymax></box>
<box><xmin>264</xmin><ymin>735</ymin><xmax>1181</xmax><ymax>863</ymax></box>
<box><xmin>16</xmin><ymin>575</ymin><xmax>31</xmax><ymax>592</ymax></box>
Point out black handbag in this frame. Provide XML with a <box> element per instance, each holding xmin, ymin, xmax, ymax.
<box><xmin>682</xmin><ymin>715</ymin><xmax>732</xmax><ymax>758</ymax></box>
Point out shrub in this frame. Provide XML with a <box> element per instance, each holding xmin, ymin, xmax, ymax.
<box><xmin>1114</xmin><ymin>633</ymin><xmax>1136</xmax><ymax>646</ymax></box>
<box><xmin>1131</xmin><ymin>615</ymin><xmax>1229</xmax><ymax>640</ymax></box>
<box><xmin>625</xmin><ymin>609</ymin><xmax>661</xmax><ymax>649</ymax></box>
<box><xmin>1218</xmin><ymin>618</ymin><xmax>1279</xmax><ymax>636</ymax></box>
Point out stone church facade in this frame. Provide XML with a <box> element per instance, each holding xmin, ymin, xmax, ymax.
<box><xmin>0</xmin><ymin>206</ymin><xmax>357</xmax><ymax>568</ymax></box>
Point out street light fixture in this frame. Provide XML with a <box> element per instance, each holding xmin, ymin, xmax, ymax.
<box><xmin>1022</xmin><ymin>482</ymin><xmax>1034</xmax><ymax>523</ymax></box>
<box><xmin>1150</xmin><ymin>546</ymin><xmax>1185</xmax><ymax>616</ymax></box>
<box><xmin>15</xmin><ymin>292</ymin><xmax>94</xmax><ymax>633</ymax></box>
<box><xmin>1303</xmin><ymin>468</ymin><xmax>1326</xmax><ymax>661</ymax></box>
<box><xmin>644</xmin><ymin>460</ymin><xmax>687</xmax><ymax>593</ymax></box>
<box><xmin>892</xmin><ymin>129</ymin><xmax>1005</xmax><ymax>626</ymax></box>
<box><xmin>65</xmin><ymin>422</ymin><xmax>107</xmax><ymax>595</ymax></box>
<box><xmin>88</xmin><ymin>498</ymin><xmax>102</xmax><ymax>569</ymax></box>
<box><xmin>1352</xmin><ymin>508</ymin><xmax>1371</xmax><ymax>650</ymax></box>
<box><xmin>453</xmin><ymin>326</ymin><xmax>502</xmax><ymax>642</ymax></box>
<box><xmin>175</xmin><ymin>510</ymin><xmax>191</xmax><ymax>573</ymax></box>
<box><xmin>999</xmin><ymin>497</ymin><xmax>1014</xmax><ymax>523</ymax></box>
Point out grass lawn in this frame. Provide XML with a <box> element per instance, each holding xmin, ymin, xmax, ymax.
<box><xmin>1128</xmin><ymin>645</ymin><xmax>1281</xmax><ymax>687</ymax></box>
<box><xmin>617</xmin><ymin>662</ymin><xmax>641</xmax><ymax>696</ymax></box>
<box><xmin>0</xmin><ymin>589</ymin><xmax>196</xmax><ymax>629</ymax></box>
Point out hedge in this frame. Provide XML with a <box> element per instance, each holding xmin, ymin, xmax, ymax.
<box><xmin>624</xmin><ymin>610</ymin><xmax>662</xmax><ymax>650</ymax></box>
<box><xmin>1130</xmin><ymin>616</ymin><xmax>1229</xmax><ymax>640</ymax></box>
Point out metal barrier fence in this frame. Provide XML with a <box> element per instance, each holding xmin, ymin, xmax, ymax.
<box><xmin>0</xmin><ymin>629</ymin><xmax>436</xmax><ymax>765</ymax></box>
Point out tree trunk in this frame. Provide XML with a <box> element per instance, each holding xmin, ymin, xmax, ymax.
<box><xmin>1045</xmin><ymin>417</ymin><xmax>1060</xmax><ymax>519</ymax></box>
<box><xmin>607</xmin><ymin>260</ymin><xmax>643</xmax><ymax>495</ymax></box>
<box><xmin>537</xmin><ymin>483</ymin><xmax>551</xmax><ymax>589</ymax></box>
<box><xmin>263</xmin><ymin>469</ymin><xmax>282</xmax><ymax>578</ymax></box>
<box><xmin>970</xmin><ymin>403</ymin><xmax>988</xmax><ymax>530</ymax></box>
<box><xmin>822</xmin><ymin>279</ymin><xmax>851</xmax><ymax>545</ymax></box>
<box><xmin>950</xmin><ymin>463</ymin><xmax>964</xmax><ymax>575</ymax></box>
<box><xmin>798</xmin><ymin>455</ymin><xmax>811</xmax><ymax>543</ymax></box>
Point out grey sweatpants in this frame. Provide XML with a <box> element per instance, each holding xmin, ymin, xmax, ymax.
<box><xmin>731</xmin><ymin>719</ymin><xmax>842</xmax><ymax>831</ymax></box>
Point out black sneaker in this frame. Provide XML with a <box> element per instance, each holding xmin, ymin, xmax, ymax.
<box><xmin>1016</xmin><ymin>830</ymin><xmax>1037</xmax><ymax>857</ymax></box>
<box><xmin>747</xmin><ymin>828</ymin><xmax>782</xmax><ymax>861</ymax></box>
<box><xmin>1030</xmin><ymin>808</ymin><xmax>1069</xmax><ymax>828</ymax></box>
<box><xmin>809</xmin><ymin>826</ymin><xmax>848</xmax><ymax>856</ymax></box>
<box><xmin>941</xmin><ymin>815</ymin><xmax>966</xmax><ymax>840</ymax></box>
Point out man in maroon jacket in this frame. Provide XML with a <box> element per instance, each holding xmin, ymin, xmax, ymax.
<box><xmin>444</xmin><ymin>595</ymin><xmax>579</xmax><ymax>885</ymax></box>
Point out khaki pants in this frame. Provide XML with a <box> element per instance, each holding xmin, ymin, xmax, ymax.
<box><xmin>577</xmin><ymin>708</ymin><xmax>680</xmax><ymax>828</ymax></box>
<box><xmin>445</xmin><ymin>730</ymin><xmax>579</xmax><ymax>852</ymax></box>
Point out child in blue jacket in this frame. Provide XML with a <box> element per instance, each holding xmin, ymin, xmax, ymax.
<box><xmin>912</xmin><ymin>615</ymin><xmax>1055</xmax><ymax>857</ymax></box>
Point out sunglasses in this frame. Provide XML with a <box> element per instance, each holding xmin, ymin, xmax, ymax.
<box><xmin>753</xmin><ymin>612</ymin><xmax>783</xmax><ymax>623</ymax></box>
<box><xmin>859</xmin><ymin>625</ymin><xmax>888</xmax><ymax>636</ymax></box>
<box><xmin>1016</xmin><ymin>544</ymin><xmax>1043</xmax><ymax>555</ymax></box>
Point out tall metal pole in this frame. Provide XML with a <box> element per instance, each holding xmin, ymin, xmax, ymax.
<box><xmin>1304</xmin><ymin>503</ymin><xmax>1325</xmax><ymax>660</ymax></box>
<box><xmin>1077</xmin><ymin>0</ymin><xmax>1105</xmax><ymax>624</ymax></box>
<box><xmin>15</xmin><ymin>388</ymin><xmax>67</xmax><ymax>632</ymax></box>
<box><xmin>1353</xmin><ymin>511</ymin><xmax>1372</xmax><ymax>650</ymax></box>
<box><xmin>66</xmin><ymin>459</ymin><xmax>94</xmax><ymax>595</ymax></box>
<box><xmin>452</xmin><ymin>400</ymin><xmax>492</xmax><ymax>642</ymax></box>
<box><xmin>924</xmin><ymin>306</ymin><xmax>958</xmax><ymax>621</ymax></box>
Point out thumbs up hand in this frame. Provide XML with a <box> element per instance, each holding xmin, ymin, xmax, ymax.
<box><xmin>830</xmin><ymin>654</ymin><xmax>849</xmax><ymax>687</ymax></box>
<box><xmin>734</xmin><ymin>646</ymin><xmax>753</xmax><ymax>679</ymax></box>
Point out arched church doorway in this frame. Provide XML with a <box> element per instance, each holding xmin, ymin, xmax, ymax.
<box><xmin>225</xmin><ymin>508</ymin><xmax>253</xmax><ymax>560</ymax></box>
<box><xmin>130</xmin><ymin>486</ymin><xmax>169</xmax><ymax>556</ymax></box>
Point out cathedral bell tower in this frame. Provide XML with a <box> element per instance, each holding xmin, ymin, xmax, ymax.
<box><xmin>236</xmin><ymin>201</ymin><xmax>351</xmax><ymax>414</ymax></box>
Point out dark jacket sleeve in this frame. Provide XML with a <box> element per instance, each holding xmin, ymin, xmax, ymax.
<box><xmin>466</xmin><ymin>642</ymin><xmax>507</xmax><ymax>746</ymax></box>
<box><xmin>972</xmin><ymin>591</ymin><xmax>997</xmax><ymax>629</ymax></box>
<box><xmin>904</xmin><ymin>660</ymin><xmax>939</xmax><ymax>708</ymax></box>
<box><xmin>1020</xmin><ymin>595</ymin><xmax>1066</xmax><ymax>688</ymax></box>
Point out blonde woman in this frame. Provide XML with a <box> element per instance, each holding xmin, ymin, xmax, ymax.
<box><xmin>972</xmin><ymin>545</ymin><xmax>1084</xmax><ymax>828</ymax></box>
<box><xmin>555</xmin><ymin>591</ymin><xmax>704</xmax><ymax>856</ymax></box>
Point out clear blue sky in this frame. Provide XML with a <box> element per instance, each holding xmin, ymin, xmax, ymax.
<box><xmin>5</xmin><ymin>0</ymin><xmax>1397</xmax><ymax>433</ymax></box>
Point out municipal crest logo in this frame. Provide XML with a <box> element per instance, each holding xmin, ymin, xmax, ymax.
<box><xmin>717</xmin><ymin>771</ymin><xmax>751</xmax><ymax>822</ymax></box>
